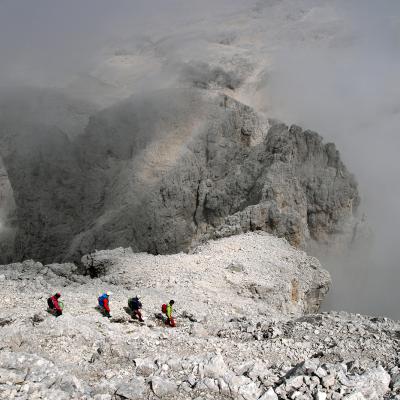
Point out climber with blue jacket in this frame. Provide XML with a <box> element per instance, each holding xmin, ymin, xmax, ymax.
<box><xmin>98</xmin><ymin>292</ymin><xmax>112</xmax><ymax>318</ymax></box>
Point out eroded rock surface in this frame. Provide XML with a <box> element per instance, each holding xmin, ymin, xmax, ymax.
<box><xmin>0</xmin><ymin>88</ymin><xmax>361</xmax><ymax>263</ymax></box>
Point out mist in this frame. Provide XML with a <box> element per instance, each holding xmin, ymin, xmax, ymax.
<box><xmin>0</xmin><ymin>0</ymin><xmax>399</xmax><ymax>318</ymax></box>
<box><xmin>0</xmin><ymin>0</ymin><xmax>251</xmax><ymax>88</ymax></box>
<box><xmin>263</xmin><ymin>0</ymin><xmax>400</xmax><ymax>318</ymax></box>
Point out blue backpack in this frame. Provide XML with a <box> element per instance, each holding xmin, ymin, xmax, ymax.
<box><xmin>98</xmin><ymin>294</ymin><xmax>107</xmax><ymax>307</ymax></box>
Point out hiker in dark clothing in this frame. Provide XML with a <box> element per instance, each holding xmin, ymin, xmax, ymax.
<box><xmin>47</xmin><ymin>293</ymin><xmax>63</xmax><ymax>317</ymax></box>
<box><xmin>128</xmin><ymin>296</ymin><xmax>144</xmax><ymax>322</ymax></box>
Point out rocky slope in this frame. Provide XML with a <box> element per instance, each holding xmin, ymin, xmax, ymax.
<box><xmin>0</xmin><ymin>88</ymin><xmax>362</xmax><ymax>263</ymax></box>
<box><xmin>0</xmin><ymin>233</ymin><xmax>399</xmax><ymax>400</ymax></box>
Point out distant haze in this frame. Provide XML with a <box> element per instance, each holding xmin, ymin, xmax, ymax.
<box><xmin>263</xmin><ymin>1</ymin><xmax>400</xmax><ymax>318</ymax></box>
<box><xmin>0</xmin><ymin>0</ymin><xmax>399</xmax><ymax>318</ymax></box>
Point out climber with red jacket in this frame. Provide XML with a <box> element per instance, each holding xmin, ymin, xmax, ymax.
<box><xmin>98</xmin><ymin>292</ymin><xmax>112</xmax><ymax>318</ymax></box>
<box><xmin>47</xmin><ymin>293</ymin><xmax>63</xmax><ymax>317</ymax></box>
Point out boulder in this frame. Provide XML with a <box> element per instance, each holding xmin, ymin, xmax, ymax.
<box><xmin>134</xmin><ymin>358</ymin><xmax>156</xmax><ymax>377</ymax></box>
<box><xmin>150</xmin><ymin>376</ymin><xmax>178</xmax><ymax>397</ymax></box>
<box><xmin>285</xmin><ymin>375</ymin><xmax>304</xmax><ymax>391</ymax></box>
<box><xmin>203</xmin><ymin>354</ymin><xmax>228</xmax><ymax>379</ymax></box>
<box><xmin>316</xmin><ymin>392</ymin><xmax>327</xmax><ymax>400</ymax></box>
<box><xmin>116</xmin><ymin>377</ymin><xmax>148</xmax><ymax>399</ymax></box>
<box><xmin>259</xmin><ymin>388</ymin><xmax>279</xmax><ymax>400</ymax></box>
<box><xmin>346</xmin><ymin>366</ymin><xmax>390</xmax><ymax>399</ymax></box>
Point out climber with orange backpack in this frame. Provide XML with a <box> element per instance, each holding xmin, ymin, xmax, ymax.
<box><xmin>161</xmin><ymin>300</ymin><xmax>176</xmax><ymax>327</ymax></box>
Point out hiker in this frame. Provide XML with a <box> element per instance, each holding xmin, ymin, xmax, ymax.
<box><xmin>98</xmin><ymin>292</ymin><xmax>112</xmax><ymax>318</ymax></box>
<box><xmin>163</xmin><ymin>300</ymin><xmax>176</xmax><ymax>327</ymax></box>
<box><xmin>128</xmin><ymin>296</ymin><xmax>144</xmax><ymax>322</ymax></box>
<box><xmin>47</xmin><ymin>293</ymin><xmax>63</xmax><ymax>317</ymax></box>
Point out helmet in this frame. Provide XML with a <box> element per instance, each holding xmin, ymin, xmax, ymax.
<box><xmin>106</xmin><ymin>291</ymin><xmax>113</xmax><ymax>297</ymax></box>
<box><xmin>136</xmin><ymin>295</ymin><xmax>140</xmax><ymax>300</ymax></box>
<box><xmin>169</xmin><ymin>300</ymin><xmax>175</xmax><ymax>305</ymax></box>
<box><xmin>55</xmin><ymin>293</ymin><xmax>61</xmax><ymax>298</ymax></box>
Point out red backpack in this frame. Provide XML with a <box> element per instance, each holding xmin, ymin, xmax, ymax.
<box><xmin>161</xmin><ymin>304</ymin><xmax>167</xmax><ymax>314</ymax></box>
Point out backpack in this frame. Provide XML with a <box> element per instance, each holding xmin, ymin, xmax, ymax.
<box><xmin>128</xmin><ymin>298</ymin><xmax>134</xmax><ymax>310</ymax></box>
<box><xmin>161</xmin><ymin>304</ymin><xmax>167</xmax><ymax>314</ymax></box>
<box><xmin>98</xmin><ymin>294</ymin><xmax>107</xmax><ymax>307</ymax></box>
<box><xmin>47</xmin><ymin>297</ymin><xmax>53</xmax><ymax>309</ymax></box>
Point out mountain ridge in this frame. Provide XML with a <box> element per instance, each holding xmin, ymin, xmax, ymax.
<box><xmin>0</xmin><ymin>88</ymin><xmax>362</xmax><ymax>263</ymax></box>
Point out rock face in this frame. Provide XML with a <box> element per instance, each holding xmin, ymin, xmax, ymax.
<box><xmin>0</xmin><ymin>88</ymin><xmax>97</xmax><ymax>263</ymax></box>
<box><xmin>0</xmin><ymin>88</ymin><xmax>361</xmax><ymax>263</ymax></box>
<box><xmin>0</xmin><ymin>158</ymin><xmax>16</xmax><ymax>264</ymax></box>
<box><xmin>0</xmin><ymin>233</ymin><xmax>398</xmax><ymax>399</ymax></box>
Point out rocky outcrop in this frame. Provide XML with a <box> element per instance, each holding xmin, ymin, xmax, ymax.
<box><xmin>0</xmin><ymin>233</ymin><xmax>398</xmax><ymax>399</ymax></box>
<box><xmin>0</xmin><ymin>88</ymin><xmax>96</xmax><ymax>262</ymax></box>
<box><xmin>0</xmin><ymin>88</ymin><xmax>361</xmax><ymax>263</ymax></box>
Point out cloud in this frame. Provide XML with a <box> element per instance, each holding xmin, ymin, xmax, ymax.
<box><xmin>263</xmin><ymin>0</ymin><xmax>400</xmax><ymax>317</ymax></box>
<box><xmin>0</xmin><ymin>0</ymin><xmax>251</xmax><ymax>87</ymax></box>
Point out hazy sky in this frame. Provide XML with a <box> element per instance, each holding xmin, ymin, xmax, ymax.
<box><xmin>0</xmin><ymin>0</ymin><xmax>250</xmax><ymax>86</ymax></box>
<box><xmin>262</xmin><ymin>0</ymin><xmax>400</xmax><ymax>317</ymax></box>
